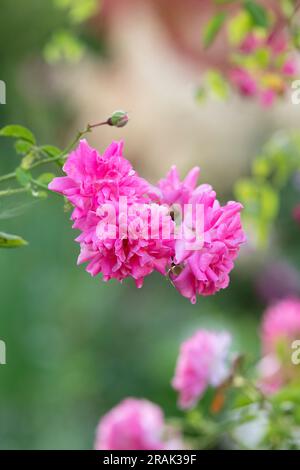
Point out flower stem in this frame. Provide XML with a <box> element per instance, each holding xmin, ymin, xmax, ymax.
<box><xmin>0</xmin><ymin>113</ymin><xmax>127</xmax><ymax>193</ymax></box>
<box><xmin>0</xmin><ymin>124</ymin><xmax>98</xmax><ymax>188</ymax></box>
<box><xmin>0</xmin><ymin>187</ymin><xmax>28</xmax><ymax>197</ymax></box>
<box><xmin>0</xmin><ymin>172</ymin><xmax>16</xmax><ymax>183</ymax></box>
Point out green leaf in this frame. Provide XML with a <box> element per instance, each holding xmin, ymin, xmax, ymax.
<box><xmin>254</xmin><ymin>47</ymin><xmax>270</xmax><ymax>67</ymax></box>
<box><xmin>0</xmin><ymin>231</ymin><xmax>28</xmax><ymax>248</ymax></box>
<box><xmin>228</xmin><ymin>10</ymin><xmax>252</xmax><ymax>45</ymax></box>
<box><xmin>37</xmin><ymin>172</ymin><xmax>55</xmax><ymax>185</ymax></box>
<box><xmin>14</xmin><ymin>139</ymin><xmax>33</xmax><ymax>155</ymax></box>
<box><xmin>235</xmin><ymin>178</ymin><xmax>279</xmax><ymax>246</ymax></box>
<box><xmin>271</xmin><ymin>382</ymin><xmax>300</xmax><ymax>406</ymax></box>
<box><xmin>252</xmin><ymin>156</ymin><xmax>271</xmax><ymax>179</ymax></box>
<box><xmin>21</xmin><ymin>153</ymin><xmax>35</xmax><ymax>170</ymax></box>
<box><xmin>0</xmin><ymin>125</ymin><xmax>35</xmax><ymax>144</ymax></box>
<box><xmin>44</xmin><ymin>30</ymin><xmax>84</xmax><ymax>64</ymax></box>
<box><xmin>233</xmin><ymin>393</ymin><xmax>256</xmax><ymax>409</ymax></box>
<box><xmin>292</xmin><ymin>26</ymin><xmax>300</xmax><ymax>49</ymax></box>
<box><xmin>69</xmin><ymin>0</ymin><xmax>98</xmax><ymax>24</ymax></box>
<box><xmin>206</xmin><ymin>70</ymin><xmax>229</xmax><ymax>99</ymax></box>
<box><xmin>203</xmin><ymin>12</ymin><xmax>227</xmax><ymax>48</ymax></box>
<box><xmin>31</xmin><ymin>189</ymin><xmax>48</xmax><ymax>199</ymax></box>
<box><xmin>243</xmin><ymin>0</ymin><xmax>269</xmax><ymax>28</ymax></box>
<box><xmin>40</xmin><ymin>145</ymin><xmax>61</xmax><ymax>158</ymax></box>
<box><xmin>54</xmin><ymin>0</ymin><xmax>98</xmax><ymax>24</ymax></box>
<box><xmin>281</xmin><ymin>0</ymin><xmax>295</xmax><ymax>17</ymax></box>
<box><xmin>15</xmin><ymin>167</ymin><xmax>31</xmax><ymax>187</ymax></box>
<box><xmin>261</xmin><ymin>184</ymin><xmax>279</xmax><ymax>219</ymax></box>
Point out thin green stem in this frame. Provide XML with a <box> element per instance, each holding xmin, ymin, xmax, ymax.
<box><xmin>60</xmin><ymin>121</ymin><xmax>106</xmax><ymax>156</ymax></box>
<box><xmin>31</xmin><ymin>179</ymin><xmax>54</xmax><ymax>193</ymax></box>
<box><xmin>30</xmin><ymin>154</ymin><xmax>66</xmax><ymax>170</ymax></box>
<box><xmin>0</xmin><ymin>187</ymin><xmax>28</xmax><ymax>197</ymax></box>
<box><xmin>0</xmin><ymin>119</ymin><xmax>111</xmax><ymax>189</ymax></box>
<box><xmin>0</xmin><ymin>172</ymin><xmax>16</xmax><ymax>183</ymax></box>
<box><xmin>0</xmin><ymin>154</ymin><xmax>66</xmax><ymax>186</ymax></box>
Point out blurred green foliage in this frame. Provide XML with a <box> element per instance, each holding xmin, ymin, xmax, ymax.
<box><xmin>235</xmin><ymin>131</ymin><xmax>300</xmax><ymax>246</ymax></box>
<box><xmin>0</xmin><ymin>0</ymin><xmax>300</xmax><ymax>450</ymax></box>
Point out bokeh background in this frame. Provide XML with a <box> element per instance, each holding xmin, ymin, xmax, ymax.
<box><xmin>0</xmin><ymin>0</ymin><xmax>300</xmax><ymax>449</ymax></box>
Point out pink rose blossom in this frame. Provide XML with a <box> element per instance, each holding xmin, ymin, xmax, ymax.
<box><xmin>94</xmin><ymin>398</ymin><xmax>182</xmax><ymax>450</ymax></box>
<box><xmin>260</xmin><ymin>89</ymin><xmax>276</xmax><ymax>108</ymax></box>
<box><xmin>261</xmin><ymin>298</ymin><xmax>300</xmax><ymax>355</ymax></box>
<box><xmin>159</xmin><ymin>167</ymin><xmax>245</xmax><ymax>303</ymax></box>
<box><xmin>172</xmin><ymin>330</ymin><xmax>232</xmax><ymax>409</ymax></box>
<box><xmin>257</xmin><ymin>354</ymin><xmax>283</xmax><ymax>395</ymax></box>
<box><xmin>267</xmin><ymin>32</ymin><xmax>288</xmax><ymax>55</ymax></box>
<box><xmin>259</xmin><ymin>298</ymin><xmax>300</xmax><ymax>394</ymax></box>
<box><xmin>240</xmin><ymin>33</ymin><xmax>260</xmax><ymax>54</ymax></box>
<box><xmin>229</xmin><ymin>68</ymin><xmax>257</xmax><ymax>97</ymax></box>
<box><xmin>158</xmin><ymin>165</ymin><xmax>201</xmax><ymax>206</ymax></box>
<box><xmin>282</xmin><ymin>59</ymin><xmax>297</xmax><ymax>76</ymax></box>
<box><xmin>292</xmin><ymin>204</ymin><xmax>300</xmax><ymax>224</ymax></box>
<box><xmin>49</xmin><ymin>139</ymin><xmax>152</xmax><ymax>220</ymax></box>
<box><xmin>74</xmin><ymin>201</ymin><xmax>174</xmax><ymax>287</ymax></box>
<box><xmin>49</xmin><ymin>140</ymin><xmax>174</xmax><ymax>288</ymax></box>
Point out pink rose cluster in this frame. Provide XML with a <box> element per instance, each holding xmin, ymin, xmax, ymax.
<box><xmin>49</xmin><ymin>140</ymin><xmax>245</xmax><ymax>302</ymax></box>
<box><xmin>259</xmin><ymin>298</ymin><xmax>300</xmax><ymax>394</ymax></box>
<box><xmin>230</xmin><ymin>31</ymin><xmax>297</xmax><ymax>107</ymax></box>
<box><xmin>94</xmin><ymin>398</ymin><xmax>182</xmax><ymax>450</ymax></box>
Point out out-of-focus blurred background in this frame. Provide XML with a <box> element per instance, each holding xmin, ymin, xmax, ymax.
<box><xmin>0</xmin><ymin>0</ymin><xmax>300</xmax><ymax>449</ymax></box>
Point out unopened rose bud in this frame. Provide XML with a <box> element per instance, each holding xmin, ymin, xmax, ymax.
<box><xmin>107</xmin><ymin>110</ymin><xmax>129</xmax><ymax>128</ymax></box>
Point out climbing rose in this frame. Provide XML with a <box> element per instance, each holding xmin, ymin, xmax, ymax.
<box><xmin>94</xmin><ymin>398</ymin><xmax>182</xmax><ymax>450</ymax></box>
<box><xmin>49</xmin><ymin>140</ymin><xmax>174</xmax><ymax>288</ymax></box>
<box><xmin>49</xmin><ymin>142</ymin><xmax>245</xmax><ymax>300</ymax></box>
<box><xmin>158</xmin><ymin>166</ymin><xmax>245</xmax><ymax>304</ymax></box>
<box><xmin>259</xmin><ymin>298</ymin><xmax>300</xmax><ymax>394</ymax></box>
<box><xmin>172</xmin><ymin>330</ymin><xmax>232</xmax><ymax>409</ymax></box>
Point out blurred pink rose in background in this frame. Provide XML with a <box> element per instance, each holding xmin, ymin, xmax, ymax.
<box><xmin>259</xmin><ymin>298</ymin><xmax>300</xmax><ymax>394</ymax></box>
<box><xmin>293</xmin><ymin>204</ymin><xmax>300</xmax><ymax>225</ymax></box>
<box><xmin>95</xmin><ymin>398</ymin><xmax>182</xmax><ymax>450</ymax></box>
<box><xmin>172</xmin><ymin>329</ymin><xmax>232</xmax><ymax>409</ymax></box>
